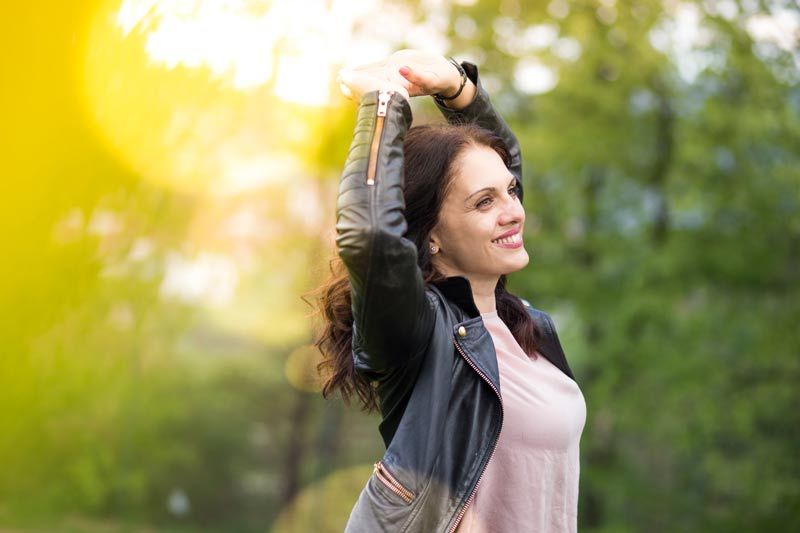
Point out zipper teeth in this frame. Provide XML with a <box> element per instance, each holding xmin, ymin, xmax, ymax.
<box><xmin>448</xmin><ymin>337</ymin><xmax>504</xmax><ymax>533</ymax></box>
<box><xmin>374</xmin><ymin>460</ymin><xmax>415</xmax><ymax>503</ymax></box>
<box><xmin>366</xmin><ymin>91</ymin><xmax>392</xmax><ymax>185</ymax></box>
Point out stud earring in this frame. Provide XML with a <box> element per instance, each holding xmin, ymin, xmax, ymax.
<box><xmin>429</xmin><ymin>244</ymin><xmax>439</xmax><ymax>254</ymax></box>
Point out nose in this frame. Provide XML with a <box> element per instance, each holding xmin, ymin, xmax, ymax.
<box><xmin>497</xmin><ymin>190</ymin><xmax>525</xmax><ymax>227</ymax></box>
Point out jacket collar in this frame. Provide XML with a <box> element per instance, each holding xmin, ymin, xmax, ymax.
<box><xmin>430</xmin><ymin>275</ymin><xmax>483</xmax><ymax>318</ymax></box>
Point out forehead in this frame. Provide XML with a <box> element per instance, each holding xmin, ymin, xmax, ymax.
<box><xmin>449</xmin><ymin>145</ymin><xmax>513</xmax><ymax>195</ymax></box>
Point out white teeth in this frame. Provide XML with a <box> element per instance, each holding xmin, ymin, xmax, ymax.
<box><xmin>492</xmin><ymin>233</ymin><xmax>521</xmax><ymax>244</ymax></box>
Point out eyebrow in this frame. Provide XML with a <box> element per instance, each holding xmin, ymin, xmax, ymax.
<box><xmin>465</xmin><ymin>176</ymin><xmax>518</xmax><ymax>203</ymax></box>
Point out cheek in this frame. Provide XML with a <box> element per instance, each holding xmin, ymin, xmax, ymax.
<box><xmin>437</xmin><ymin>207</ymin><xmax>496</xmax><ymax>251</ymax></box>
<box><xmin>452</xmin><ymin>218</ymin><xmax>496</xmax><ymax>253</ymax></box>
<box><xmin>437</xmin><ymin>217</ymin><xmax>476</xmax><ymax>251</ymax></box>
<box><xmin>476</xmin><ymin>218</ymin><xmax>498</xmax><ymax>243</ymax></box>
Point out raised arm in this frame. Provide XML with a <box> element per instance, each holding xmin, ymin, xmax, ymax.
<box><xmin>430</xmin><ymin>61</ymin><xmax>524</xmax><ymax>200</ymax></box>
<box><xmin>391</xmin><ymin>52</ymin><xmax>524</xmax><ymax>200</ymax></box>
<box><xmin>335</xmin><ymin>87</ymin><xmax>434</xmax><ymax>378</ymax></box>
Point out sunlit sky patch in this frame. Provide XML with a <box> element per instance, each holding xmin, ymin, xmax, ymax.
<box><xmin>113</xmin><ymin>0</ymin><xmax>452</xmax><ymax>106</ymax></box>
<box><xmin>650</xmin><ymin>1</ymin><xmax>799</xmax><ymax>83</ymax></box>
<box><xmin>116</xmin><ymin>0</ymin><xmax>377</xmax><ymax>104</ymax></box>
<box><xmin>514</xmin><ymin>59</ymin><xmax>559</xmax><ymax>94</ymax></box>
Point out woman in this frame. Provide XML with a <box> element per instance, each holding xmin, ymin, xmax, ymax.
<box><xmin>312</xmin><ymin>50</ymin><xmax>586</xmax><ymax>532</ymax></box>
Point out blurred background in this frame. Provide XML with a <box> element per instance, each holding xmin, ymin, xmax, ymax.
<box><xmin>1</xmin><ymin>0</ymin><xmax>798</xmax><ymax>531</ymax></box>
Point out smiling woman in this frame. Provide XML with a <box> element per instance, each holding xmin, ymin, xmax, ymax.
<box><xmin>309</xmin><ymin>49</ymin><xmax>585</xmax><ymax>532</ymax></box>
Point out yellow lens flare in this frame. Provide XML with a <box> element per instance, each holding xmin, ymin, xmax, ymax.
<box><xmin>80</xmin><ymin>0</ymin><xmax>382</xmax><ymax>196</ymax></box>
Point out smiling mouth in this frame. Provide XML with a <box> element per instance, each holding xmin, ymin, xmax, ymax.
<box><xmin>491</xmin><ymin>233</ymin><xmax>522</xmax><ymax>245</ymax></box>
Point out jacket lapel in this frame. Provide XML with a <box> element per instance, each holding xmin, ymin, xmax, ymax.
<box><xmin>429</xmin><ymin>275</ymin><xmax>576</xmax><ymax>382</ymax></box>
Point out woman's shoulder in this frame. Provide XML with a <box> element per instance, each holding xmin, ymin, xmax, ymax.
<box><xmin>518</xmin><ymin>296</ymin><xmax>543</xmax><ymax>318</ymax></box>
<box><xmin>518</xmin><ymin>297</ymin><xmax>556</xmax><ymax>334</ymax></box>
<box><xmin>518</xmin><ymin>297</ymin><xmax>577</xmax><ymax>380</ymax></box>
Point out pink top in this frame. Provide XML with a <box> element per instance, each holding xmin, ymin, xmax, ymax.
<box><xmin>454</xmin><ymin>309</ymin><xmax>587</xmax><ymax>533</ymax></box>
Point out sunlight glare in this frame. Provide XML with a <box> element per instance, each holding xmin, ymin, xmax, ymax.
<box><xmin>115</xmin><ymin>0</ymin><xmax>382</xmax><ymax>102</ymax></box>
<box><xmin>81</xmin><ymin>0</ymin><xmax>403</xmax><ymax>197</ymax></box>
<box><xmin>273</xmin><ymin>47</ymin><xmax>333</xmax><ymax>107</ymax></box>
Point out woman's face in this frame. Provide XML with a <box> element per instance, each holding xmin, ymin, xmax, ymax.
<box><xmin>430</xmin><ymin>144</ymin><xmax>529</xmax><ymax>285</ymax></box>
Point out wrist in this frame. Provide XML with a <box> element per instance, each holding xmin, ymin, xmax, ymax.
<box><xmin>443</xmin><ymin>70</ymin><xmax>463</xmax><ymax>98</ymax></box>
<box><xmin>440</xmin><ymin>79</ymin><xmax>476</xmax><ymax>110</ymax></box>
<box><xmin>437</xmin><ymin>60</ymin><xmax>479</xmax><ymax>110</ymax></box>
<box><xmin>433</xmin><ymin>57</ymin><xmax>467</xmax><ymax>106</ymax></box>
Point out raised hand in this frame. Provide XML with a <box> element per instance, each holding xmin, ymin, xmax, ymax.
<box><xmin>338</xmin><ymin>49</ymin><xmax>475</xmax><ymax>100</ymax></box>
<box><xmin>385</xmin><ymin>49</ymin><xmax>464</xmax><ymax>98</ymax></box>
<box><xmin>336</xmin><ymin>61</ymin><xmax>410</xmax><ymax>103</ymax></box>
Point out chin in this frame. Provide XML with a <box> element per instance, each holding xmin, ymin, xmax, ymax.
<box><xmin>499</xmin><ymin>256</ymin><xmax>528</xmax><ymax>275</ymax></box>
<box><xmin>503</xmin><ymin>250</ymin><xmax>530</xmax><ymax>274</ymax></box>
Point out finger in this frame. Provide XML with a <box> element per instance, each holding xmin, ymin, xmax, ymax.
<box><xmin>336</xmin><ymin>71</ymin><xmax>354</xmax><ymax>99</ymax></box>
<box><xmin>398</xmin><ymin>65</ymin><xmax>424</xmax><ymax>83</ymax></box>
<box><xmin>338</xmin><ymin>81</ymin><xmax>353</xmax><ymax>100</ymax></box>
<box><xmin>398</xmin><ymin>65</ymin><xmax>441</xmax><ymax>94</ymax></box>
<box><xmin>335</xmin><ymin>73</ymin><xmax>349</xmax><ymax>95</ymax></box>
<box><xmin>386</xmin><ymin>69</ymin><xmax>422</xmax><ymax>97</ymax></box>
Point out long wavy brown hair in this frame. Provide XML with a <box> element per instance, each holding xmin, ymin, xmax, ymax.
<box><xmin>306</xmin><ymin>122</ymin><xmax>540</xmax><ymax>413</ymax></box>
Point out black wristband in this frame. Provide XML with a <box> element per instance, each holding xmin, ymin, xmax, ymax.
<box><xmin>433</xmin><ymin>57</ymin><xmax>468</xmax><ymax>105</ymax></box>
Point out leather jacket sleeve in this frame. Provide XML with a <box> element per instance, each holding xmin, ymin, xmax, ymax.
<box><xmin>432</xmin><ymin>61</ymin><xmax>525</xmax><ymax>201</ymax></box>
<box><xmin>335</xmin><ymin>90</ymin><xmax>434</xmax><ymax>376</ymax></box>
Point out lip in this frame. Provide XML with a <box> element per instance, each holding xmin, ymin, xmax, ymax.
<box><xmin>493</xmin><ymin>228</ymin><xmax>520</xmax><ymax>240</ymax></box>
<box><xmin>491</xmin><ymin>227</ymin><xmax>523</xmax><ymax>249</ymax></box>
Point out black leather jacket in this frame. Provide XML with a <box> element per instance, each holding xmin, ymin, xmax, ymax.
<box><xmin>336</xmin><ymin>62</ymin><xmax>576</xmax><ymax>532</ymax></box>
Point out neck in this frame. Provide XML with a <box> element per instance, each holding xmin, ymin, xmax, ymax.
<box><xmin>430</xmin><ymin>261</ymin><xmax>500</xmax><ymax>316</ymax></box>
<box><xmin>467</xmin><ymin>275</ymin><xmax>498</xmax><ymax>315</ymax></box>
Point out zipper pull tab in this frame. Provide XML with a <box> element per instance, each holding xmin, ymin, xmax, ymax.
<box><xmin>377</xmin><ymin>90</ymin><xmax>392</xmax><ymax>117</ymax></box>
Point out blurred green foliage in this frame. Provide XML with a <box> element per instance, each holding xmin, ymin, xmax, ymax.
<box><xmin>1</xmin><ymin>0</ymin><xmax>798</xmax><ymax>532</ymax></box>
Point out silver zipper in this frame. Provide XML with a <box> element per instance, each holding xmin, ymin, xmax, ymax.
<box><xmin>366</xmin><ymin>90</ymin><xmax>392</xmax><ymax>185</ymax></box>
<box><xmin>377</xmin><ymin>90</ymin><xmax>391</xmax><ymax>116</ymax></box>
<box><xmin>374</xmin><ymin>459</ymin><xmax>415</xmax><ymax>504</ymax></box>
<box><xmin>448</xmin><ymin>335</ymin><xmax>504</xmax><ymax>533</ymax></box>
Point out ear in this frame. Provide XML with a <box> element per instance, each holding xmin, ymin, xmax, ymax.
<box><xmin>428</xmin><ymin>228</ymin><xmax>441</xmax><ymax>250</ymax></box>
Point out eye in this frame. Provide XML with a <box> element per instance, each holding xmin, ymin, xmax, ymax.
<box><xmin>508</xmin><ymin>181</ymin><xmax>519</xmax><ymax>197</ymax></box>
<box><xmin>476</xmin><ymin>197</ymin><xmax>493</xmax><ymax>209</ymax></box>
